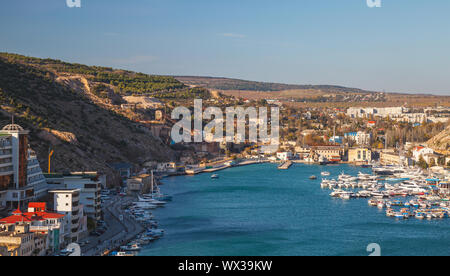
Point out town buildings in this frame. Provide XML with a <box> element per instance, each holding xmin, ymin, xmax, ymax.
<box><xmin>345</xmin><ymin>132</ymin><xmax>372</xmax><ymax>146</ymax></box>
<box><xmin>48</xmin><ymin>189</ymin><xmax>85</xmax><ymax>243</ymax></box>
<box><xmin>412</xmin><ymin>146</ymin><xmax>435</xmax><ymax>162</ymax></box>
<box><xmin>312</xmin><ymin>146</ymin><xmax>343</xmax><ymax>162</ymax></box>
<box><xmin>348</xmin><ymin>148</ymin><xmax>372</xmax><ymax>163</ymax></box>
<box><xmin>0</xmin><ymin>203</ymin><xmax>69</xmax><ymax>256</ymax></box>
<box><xmin>122</xmin><ymin>96</ymin><xmax>163</xmax><ymax>110</ymax></box>
<box><xmin>0</xmin><ymin>223</ymin><xmax>38</xmax><ymax>256</ymax></box>
<box><xmin>0</xmin><ymin>123</ymin><xmax>47</xmax><ymax>209</ymax></box>
<box><xmin>379</xmin><ymin>151</ymin><xmax>412</xmax><ymax>166</ymax></box>
<box><xmin>347</xmin><ymin>107</ymin><xmax>406</xmax><ymax>118</ymax></box>
<box><xmin>46</xmin><ymin>172</ymin><xmax>102</xmax><ymax>221</ymax></box>
<box><xmin>276</xmin><ymin>152</ymin><xmax>293</xmax><ymax>161</ymax></box>
<box><xmin>127</xmin><ymin>174</ymin><xmax>152</xmax><ymax>194</ymax></box>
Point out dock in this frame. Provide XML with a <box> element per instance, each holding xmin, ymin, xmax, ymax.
<box><xmin>278</xmin><ymin>161</ymin><xmax>293</xmax><ymax>170</ymax></box>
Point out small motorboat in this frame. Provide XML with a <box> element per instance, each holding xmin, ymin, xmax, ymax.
<box><xmin>120</xmin><ymin>243</ymin><xmax>141</xmax><ymax>252</ymax></box>
<box><xmin>310</xmin><ymin>175</ymin><xmax>318</xmax><ymax>180</ymax></box>
<box><xmin>321</xmin><ymin>171</ymin><xmax>331</xmax><ymax>176</ymax></box>
<box><xmin>110</xmin><ymin>251</ymin><xmax>136</xmax><ymax>257</ymax></box>
<box><xmin>211</xmin><ymin>174</ymin><xmax>219</xmax><ymax>179</ymax></box>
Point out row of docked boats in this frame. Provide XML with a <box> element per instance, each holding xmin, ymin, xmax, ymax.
<box><xmin>369</xmin><ymin>196</ymin><xmax>450</xmax><ymax>220</ymax></box>
<box><xmin>322</xmin><ymin>166</ymin><xmax>450</xmax><ymax>221</ymax></box>
<box><xmin>112</xmin><ymin>172</ymin><xmax>170</xmax><ymax>256</ymax></box>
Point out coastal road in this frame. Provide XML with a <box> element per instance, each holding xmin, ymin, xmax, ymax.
<box><xmin>81</xmin><ymin>196</ymin><xmax>144</xmax><ymax>256</ymax></box>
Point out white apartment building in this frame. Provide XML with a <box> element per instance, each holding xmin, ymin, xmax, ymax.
<box><xmin>345</xmin><ymin>131</ymin><xmax>372</xmax><ymax>146</ymax></box>
<box><xmin>49</xmin><ymin>189</ymin><xmax>82</xmax><ymax>243</ymax></box>
<box><xmin>412</xmin><ymin>146</ymin><xmax>435</xmax><ymax>162</ymax></box>
<box><xmin>347</xmin><ymin>107</ymin><xmax>406</xmax><ymax>118</ymax></box>
<box><xmin>277</xmin><ymin>152</ymin><xmax>293</xmax><ymax>161</ymax></box>
<box><xmin>46</xmin><ymin>172</ymin><xmax>102</xmax><ymax>221</ymax></box>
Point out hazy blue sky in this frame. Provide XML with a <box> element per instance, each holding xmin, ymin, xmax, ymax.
<box><xmin>1</xmin><ymin>0</ymin><xmax>449</xmax><ymax>95</ymax></box>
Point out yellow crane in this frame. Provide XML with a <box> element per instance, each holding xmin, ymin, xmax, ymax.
<box><xmin>48</xmin><ymin>149</ymin><xmax>54</xmax><ymax>174</ymax></box>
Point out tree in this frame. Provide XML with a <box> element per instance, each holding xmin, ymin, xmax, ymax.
<box><xmin>418</xmin><ymin>155</ymin><xmax>428</xmax><ymax>169</ymax></box>
<box><xmin>429</xmin><ymin>158</ymin><xmax>436</xmax><ymax>167</ymax></box>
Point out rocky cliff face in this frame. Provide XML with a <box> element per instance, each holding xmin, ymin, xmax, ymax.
<box><xmin>427</xmin><ymin>125</ymin><xmax>450</xmax><ymax>154</ymax></box>
<box><xmin>0</xmin><ymin>53</ymin><xmax>177</xmax><ymax>185</ymax></box>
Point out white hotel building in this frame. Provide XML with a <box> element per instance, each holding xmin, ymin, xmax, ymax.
<box><xmin>0</xmin><ymin>124</ymin><xmax>47</xmax><ymax>209</ymax></box>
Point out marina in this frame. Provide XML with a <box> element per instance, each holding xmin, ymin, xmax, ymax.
<box><xmin>321</xmin><ymin>165</ymin><xmax>450</xmax><ymax>221</ymax></box>
<box><xmin>139</xmin><ymin>163</ymin><xmax>450</xmax><ymax>256</ymax></box>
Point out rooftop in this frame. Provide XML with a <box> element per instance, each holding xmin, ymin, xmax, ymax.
<box><xmin>44</xmin><ymin>172</ymin><xmax>98</xmax><ymax>179</ymax></box>
<box><xmin>48</xmin><ymin>189</ymin><xmax>80</xmax><ymax>194</ymax></box>
<box><xmin>0</xmin><ymin>210</ymin><xmax>64</xmax><ymax>225</ymax></box>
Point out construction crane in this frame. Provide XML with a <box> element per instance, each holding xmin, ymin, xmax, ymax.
<box><xmin>48</xmin><ymin>149</ymin><xmax>54</xmax><ymax>174</ymax></box>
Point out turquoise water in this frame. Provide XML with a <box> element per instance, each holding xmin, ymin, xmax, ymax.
<box><xmin>140</xmin><ymin>164</ymin><xmax>450</xmax><ymax>256</ymax></box>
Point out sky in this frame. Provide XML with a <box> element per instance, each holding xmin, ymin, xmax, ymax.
<box><xmin>0</xmin><ymin>0</ymin><xmax>449</xmax><ymax>95</ymax></box>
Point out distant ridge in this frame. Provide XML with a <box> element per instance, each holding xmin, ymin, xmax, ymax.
<box><xmin>175</xmin><ymin>76</ymin><xmax>376</xmax><ymax>93</ymax></box>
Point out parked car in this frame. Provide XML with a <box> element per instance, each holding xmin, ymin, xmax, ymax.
<box><xmin>89</xmin><ymin>231</ymin><xmax>101</xmax><ymax>237</ymax></box>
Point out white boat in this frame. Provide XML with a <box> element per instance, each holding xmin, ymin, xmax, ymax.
<box><xmin>211</xmin><ymin>174</ymin><xmax>219</xmax><ymax>179</ymax></box>
<box><xmin>321</xmin><ymin>171</ymin><xmax>331</xmax><ymax>176</ymax></box>
<box><xmin>147</xmin><ymin>229</ymin><xmax>165</xmax><ymax>237</ymax></box>
<box><xmin>111</xmin><ymin>251</ymin><xmax>135</xmax><ymax>257</ymax></box>
<box><xmin>120</xmin><ymin>243</ymin><xmax>141</xmax><ymax>252</ymax></box>
<box><xmin>132</xmin><ymin>202</ymin><xmax>158</xmax><ymax>209</ymax></box>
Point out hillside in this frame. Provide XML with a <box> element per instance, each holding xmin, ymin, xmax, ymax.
<box><xmin>175</xmin><ymin>76</ymin><xmax>374</xmax><ymax>93</ymax></box>
<box><xmin>0</xmin><ymin>53</ymin><xmax>180</xmax><ymax>183</ymax></box>
<box><xmin>427</xmin><ymin>125</ymin><xmax>450</xmax><ymax>154</ymax></box>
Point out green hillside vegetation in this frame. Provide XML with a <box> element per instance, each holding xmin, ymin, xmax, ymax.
<box><xmin>0</xmin><ymin>53</ymin><xmax>175</xmax><ymax>180</ymax></box>
<box><xmin>175</xmin><ymin>76</ymin><xmax>373</xmax><ymax>93</ymax></box>
<box><xmin>0</xmin><ymin>53</ymin><xmax>186</xmax><ymax>95</ymax></box>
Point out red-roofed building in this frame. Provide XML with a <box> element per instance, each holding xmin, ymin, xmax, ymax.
<box><xmin>367</xmin><ymin>121</ymin><xmax>376</xmax><ymax>128</ymax></box>
<box><xmin>28</xmin><ymin>202</ymin><xmax>46</xmax><ymax>212</ymax></box>
<box><xmin>413</xmin><ymin>146</ymin><xmax>434</xmax><ymax>162</ymax></box>
<box><xmin>0</xmin><ymin>203</ymin><xmax>69</xmax><ymax>253</ymax></box>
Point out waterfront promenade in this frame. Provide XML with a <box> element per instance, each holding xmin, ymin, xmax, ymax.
<box><xmin>82</xmin><ymin>195</ymin><xmax>144</xmax><ymax>256</ymax></box>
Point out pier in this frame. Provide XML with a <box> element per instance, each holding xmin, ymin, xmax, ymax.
<box><xmin>278</xmin><ymin>161</ymin><xmax>293</xmax><ymax>170</ymax></box>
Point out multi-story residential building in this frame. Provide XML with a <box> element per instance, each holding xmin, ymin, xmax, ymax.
<box><xmin>345</xmin><ymin>132</ymin><xmax>372</xmax><ymax>146</ymax></box>
<box><xmin>0</xmin><ymin>133</ymin><xmax>14</xmax><ymax>208</ymax></box>
<box><xmin>46</xmin><ymin>172</ymin><xmax>102</xmax><ymax>221</ymax></box>
<box><xmin>0</xmin><ymin>124</ymin><xmax>47</xmax><ymax>209</ymax></box>
<box><xmin>313</xmin><ymin>146</ymin><xmax>343</xmax><ymax>162</ymax></box>
<box><xmin>348</xmin><ymin>148</ymin><xmax>372</xmax><ymax>163</ymax></box>
<box><xmin>127</xmin><ymin>174</ymin><xmax>151</xmax><ymax>194</ymax></box>
<box><xmin>347</xmin><ymin>107</ymin><xmax>406</xmax><ymax>118</ymax></box>
<box><xmin>380</xmin><ymin>152</ymin><xmax>403</xmax><ymax>166</ymax></box>
<box><xmin>0</xmin><ymin>203</ymin><xmax>68</xmax><ymax>254</ymax></box>
<box><xmin>27</xmin><ymin>149</ymin><xmax>47</xmax><ymax>200</ymax></box>
<box><xmin>0</xmin><ymin>223</ymin><xmax>44</xmax><ymax>256</ymax></box>
<box><xmin>48</xmin><ymin>189</ymin><xmax>82</xmax><ymax>243</ymax></box>
<box><xmin>391</xmin><ymin>113</ymin><xmax>427</xmax><ymax>124</ymax></box>
<box><xmin>0</xmin><ymin>124</ymin><xmax>33</xmax><ymax>209</ymax></box>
